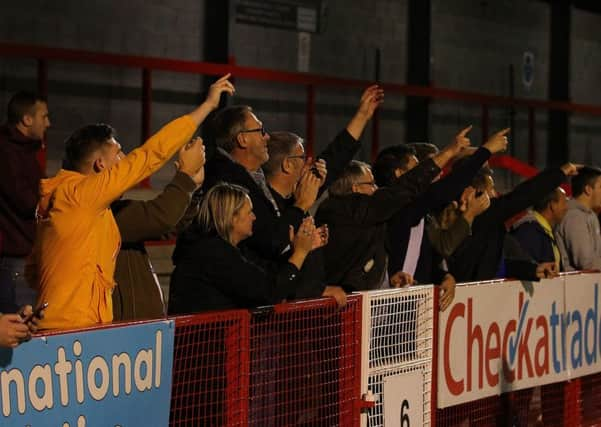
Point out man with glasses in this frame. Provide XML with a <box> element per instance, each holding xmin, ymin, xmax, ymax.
<box><xmin>316</xmin><ymin>134</ymin><xmax>472</xmax><ymax>292</ymax></box>
<box><xmin>202</xmin><ymin>105</ymin><xmax>317</xmax><ymax>259</ymax></box>
<box><xmin>257</xmin><ymin>86</ymin><xmax>383</xmax><ymax>305</ymax></box>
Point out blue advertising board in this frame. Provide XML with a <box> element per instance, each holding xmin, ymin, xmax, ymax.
<box><xmin>0</xmin><ymin>320</ymin><xmax>175</xmax><ymax>426</ymax></box>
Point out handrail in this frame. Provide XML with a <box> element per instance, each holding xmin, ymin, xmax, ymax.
<box><xmin>3</xmin><ymin>41</ymin><xmax>601</xmax><ymax>115</ymax></box>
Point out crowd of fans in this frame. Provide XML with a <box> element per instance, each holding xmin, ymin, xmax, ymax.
<box><xmin>0</xmin><ymin>73</ymin><xmax>594</xmax><ymax>348</ymax></box>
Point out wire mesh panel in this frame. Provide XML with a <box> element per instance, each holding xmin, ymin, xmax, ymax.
<box><xmin>435</xmin><ymin>385</ymin><xmax>570</xmax><ymax>427</ymax></box>
<box><xmin>248</xmin><ymin>295</ymin><xmax>363</xmax><ymax>427</ymax></box>
<box><xmin>580</xmin><ymin>373</ymin><xmax>601</xmax><ymax>425</ymax></box>
<box><xmin>169</xmin><ymin>311</ymin><xmax>250</xmax><ymax>427</ymax></box>
<box><xmin>359</xmin><ymin>286</ymin><xmax>434</xmax><ymax>427</ymax></box>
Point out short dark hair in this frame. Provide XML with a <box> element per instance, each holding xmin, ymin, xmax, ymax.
<box><xmin>409</xmin><ymin>142</ymin><xmax>439</xmax><ymax>162</ymax></box>
<box><xmin>451</xmin><ymin>156</ymin><xmax>493</xmax><ymax>191</ymax></box>
<box><xmin>63</xmin><ymin>124</ymin><xmax>116</xmax><ymax>172</ymax></box>
<box><xmin>208</xmin><ymin>105</ymin><xmax>252</xmax><ymax>153</ymax></box>
<box><xmin>6</xmin><ymin>91</ymin><xmax>46</xmax><ymax>125</ymax></box>
<box><xmin>533</xmin><ymin>187</ymin><xmax>563</xmax><ymax>213</ymax></box>
<box><xmin>372</xmin><ymin>144</ymin><xmax>416</xmax><ymax>187</ymax></box>
<box><xmin>572</xmin><ymin>166</ymin><xmax>601</xmax><ymax>197</ymax></box>
<box><xmin>263</xmin><ymin>131</ymin><xmax>303</xmax><ymax>178</ymax></box>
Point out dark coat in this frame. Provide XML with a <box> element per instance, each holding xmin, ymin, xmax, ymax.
<box><xmin>316</xmin><ymin>158</ymin><xmax>441</xmax><ymax>292</ymax></box>
<box><xmin>201</xmin><ymin>129</ymin><xmax>360</xmax><ymax>260</ymax></box>
<box><xmin>447</xmin><ymin>168</ymin><xmax>566</xmax><ymax>282</ymax></box>
<box><xmin>168</xmin><ymin>230</ymin><xmax>301</xmax><ymax>314</ymax></box>
<box><xmin>267</xmin><ymin>129</ymin><xmax>362</xmax><ymax>297</ymax></box>
<box><xmin>202</xmin><ymin>150</ymin><xmax>305</xmax><ymax>259</ymax></box>
<box><xmin>511</xmin><ymin>216</ymin><xmax>558</xmax><ymax>265</ymax></box>
<box><xmin>386</xmin><ymin>146</ymin><xmax>491</xmax><ymax>284</ymax></box>
<box><xmin>112</xmin><ymin>172</ymin><xmax>197</xmax><ymax>321</ymax></box>
<box><xmin>0</xmin><ymin>125</ymin><xmax>43</xmax><ymax>257</ymax></box>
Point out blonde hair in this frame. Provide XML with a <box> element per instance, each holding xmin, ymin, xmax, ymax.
<box><xmin>198</xmin><ymin>183</ymin><xmax>249</xmax><ymax>244</ymax></box>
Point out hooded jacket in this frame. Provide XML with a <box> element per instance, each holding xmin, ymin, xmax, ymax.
<box><xmin>29</xmin><ymin>115</ymin><xmax>197</xmax><ymax>329</ymax></box>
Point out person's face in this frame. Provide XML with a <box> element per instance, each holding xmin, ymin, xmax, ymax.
<box><xmin>287</xmin><ymin>142</ymin><xmax>306</xmax><ymax>184</ymax></box>
<box><xmin>352</xmin><ymin>169</ymin><xmax>378</xmax><ymax>196</ymax></box>
<box><xmin>96</xmin><ymin>138</ymin><xmax>125</xmax><ymax>172</ymax></box>
<box><xmin>549</xmin><ymin>188</ymin><xmax>568</xmax><ymax>225</ymax></box>
<box><xmin>394</xmin><ymin>155</ymin><xmax>419</xmax><ymax>179</ymax></box>
<box><xmin>232</xmin><ymin>196</ymin><xmax>256</xmax><ymax>242</ymax></box>
<box><xmin>240</xmin><ymin>112</ymin><xmax>270</xmax><ymax>165</ymax></box>
<box><xmin>588</xmin><ymin>177</ymin><xmax>601</xmax><ymax>210</ymax></box>
<box><xmin>23</xmin><ymin>101</ymin><xmax>50</xmax><ymax>140</ymax></box>
<box><xmin>483</xmin><ymin>175</ymin><xmax>496</xmax><ymax>199</ymax></box>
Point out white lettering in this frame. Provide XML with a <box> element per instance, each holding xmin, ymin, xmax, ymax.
<box><xmin>54</xmin><ymin>347</ymin><xmax>72</xmax><ymax>406</ymax></box>
<box><xmin>87</xmin><ymin>357</ymin><xmax>110</xmax><ymax>400</ymax></box>
<box><xmin>28</xmin><ymin>364</ymin><xmax>54</xmax><ymax>411</ymax></box>
<box><xmin>112</xmin><ymin>353</ymin><xmax>132</xmax><ymax>396</ymax></box>
<box><xmin>154</xmin><ymin>331</ymin><xmax>162</xmax><ymax>388</ymax></box>
<box><xmin>1</xmin><ymin>369</ymin><xmax>26</xmax><ymax>416</ymax></box>
<box><xmin>134</xmin><ymin>350</ymin><xmax>153</xmax><ymax>391</ymax></box>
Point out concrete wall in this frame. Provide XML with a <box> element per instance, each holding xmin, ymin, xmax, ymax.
<box><xmin>1</xmin><ymin>0</ymin><xmax>600</xmax><ymax>183</ymax></box>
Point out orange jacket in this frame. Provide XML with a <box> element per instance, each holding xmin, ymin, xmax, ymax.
<box><xmin>30</xmin><ymin>115</ymin><xmax>196</xmax><ymax>329</ymax></box>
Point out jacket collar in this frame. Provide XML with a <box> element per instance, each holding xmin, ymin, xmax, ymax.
<box><xmin>1</xmin><ymin>124</ymin><xmax>43</xmax><ymax>150</ymax></box>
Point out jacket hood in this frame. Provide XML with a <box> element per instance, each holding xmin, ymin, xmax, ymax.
<box><xmin>38</xmin><ymin>169</ymin><xmax>83</xmax><ymax>218</ymax></box>
<box><xmin>511</xmin><ymin>211</ymin><xmax>537</xmax><ymax>229</ymax></box>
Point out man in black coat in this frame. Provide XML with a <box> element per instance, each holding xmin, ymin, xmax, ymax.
<box><xmin>316</xmin><ymin>135</ymin><xmax>471</xmax><ymax>292</ymax></box>
<box><xmin>202</xmin><ymin>85</ymin><xmax>384</xmax><ymax>262</ymax></box>
<box><xmin>447</xmin><ymin>163</ymin><xmax>579</xmax><ymax>282</ymax></box>
<box><xmin>260</xmin><ymin>85</ymin><xmax>384</xmax><ymax>305</ymax></box>
<box><xmin>375</xmin><ymin>127</ymin><xmax>508</xmax><ymax>310</ymax></box>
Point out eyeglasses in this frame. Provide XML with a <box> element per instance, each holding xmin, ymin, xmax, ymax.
<box><xmin>239</xmin><ymin>127</ymin><xmax>268</xmax><ymax>137</ymax></box>
<box><xmin>287</xmin><ymin>154</ymin><xmax>307</xmax><ymax>161</ymax></box>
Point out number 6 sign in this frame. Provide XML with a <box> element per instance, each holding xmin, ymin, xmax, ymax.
<box><xmin>383</xmin><ymin>371</ymin><xmax>424</xmax><ymax>427</ymax></box>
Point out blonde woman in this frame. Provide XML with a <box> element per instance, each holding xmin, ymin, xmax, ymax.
<box><xmin>168</xmin><ymin>183</ymin><xmax>323</xmax><ymax>313</ymax></box>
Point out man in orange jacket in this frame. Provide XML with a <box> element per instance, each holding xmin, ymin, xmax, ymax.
<box><xmin>28</xmin><ymin>74</ymin><xmax>234</xmax><ymax>330</ymax></box>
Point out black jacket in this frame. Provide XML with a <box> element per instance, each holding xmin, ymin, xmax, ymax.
<box><xmin>316</xmin><ymin>158</ymin><xmax>441</xmax><ymax>291</ymax></box>
<box><xmin>448</xmin><ymin>167</ymin><xmax>566</xmax><ymax>282</ymax></box>
<box><xmin>386</xmin><ymin>146</ymin><xmax>492</xmax><ymax>284</ymax></box>
<box><xmin>201</xmin><ymin>129</ymin><xmax>361</xmax><ymax>260</ymax></box>
<box><xmin>0</xmin><ymin>125</ymin><xmax>43</xmax><ymax>257</ymax></box>
<box><xmin>202</xmin><ymin>150</ymin><xmax>305</xmax><ymax>259</ymax></box>
<box><xmin>168</xmin><ymin>229</ymin><xmax>301</xmax><ymax>314</ymax></box>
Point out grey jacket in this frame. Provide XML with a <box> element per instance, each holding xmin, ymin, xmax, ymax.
<box><xmin>555</xmin><ymin>199</ymin><xmax>601</xmax><ymax>271</ymax></box>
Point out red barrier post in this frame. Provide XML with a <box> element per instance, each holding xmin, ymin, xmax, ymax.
<box><xmin>140</xmin><ymin>68</ymin><xmax>152</xmax><ymax>188</ymax></box>
<box><xmin>528</xmin><ymin>107</ymin><xmax>536</xmax><ymax>165</ymax></box>
<box><xmin>305</xmin><ymin>84</ymin><xmax>315</xmax><ymax>158</ymax></box>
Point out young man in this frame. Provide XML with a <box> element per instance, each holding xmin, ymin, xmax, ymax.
<box><xmin>556</xmin><ymin>166</ymin><xmax>601</xmax><ymax>271</ymax></box>
<box><xmin>29</xmin><ymin>75</ymin><xmax>234</xmax><ymax>329</ymax></box>
<box><xmin>0</xmin><ymin>92</ymin><xmax>50</xmax><ymax>312</ymax></box>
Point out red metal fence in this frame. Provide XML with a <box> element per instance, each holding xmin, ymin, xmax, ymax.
<box><xmin>169</xmin><ymin>296</ymin><xmax>362</xmax><ymax>426</ymax></box>
<box><xmin>2</xmin><ymin>41</ymin><xmax>601</xmax><ymax>167</ymax></box>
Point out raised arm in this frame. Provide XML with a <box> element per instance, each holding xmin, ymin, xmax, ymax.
<box><xmin>78</xmin><ymin>74</ymin><xmax>235</xmax><ymax>211</ymax></box>
<box><xmin>316</xmin><ymin>85</ymin><xmax>385</xmax><ymax>192</ymax></box>
<box><xmin>483</xmin><ymin>163</ymin><xmax>577</xmax><ymax>224</ymax></box>
<box><xmin>113</xmin><ymin>137</ymin><xmax>205</xmax><ymax>242</ymax></box>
